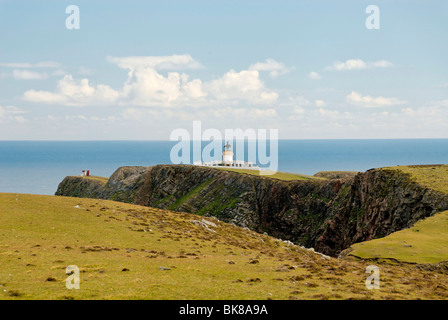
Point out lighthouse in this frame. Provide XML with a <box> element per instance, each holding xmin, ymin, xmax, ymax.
<box><xmin>194</xmin><ymin>141</ymin><xmax>258</xmax><ymax>170</ymax></box>
<box><xmin>222</xmin><ymin>141</ymin><xmax>234</xmax><ymax>165</ymax></box>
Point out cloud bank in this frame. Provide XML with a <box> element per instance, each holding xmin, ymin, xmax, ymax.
<box><xmin>325</xmin><ymin>59</ymin><xmax>393</xmax><ymax>71</ymax></box>
<box><xmin>23</xmin><ymin>55</ymin><xmax>281</xmax><ymax>108</ymax></box>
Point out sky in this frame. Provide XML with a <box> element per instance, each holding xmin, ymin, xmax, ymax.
<box><xmin>0</xmin><ymin>0</ymin><xmax>447</xmax><ymax>140</ymax></box>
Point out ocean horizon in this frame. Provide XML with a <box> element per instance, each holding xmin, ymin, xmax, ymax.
<box><xmin>1</xmin><ymin>139</ymin><xmax>447</xmax><ymax>196</ymax></box>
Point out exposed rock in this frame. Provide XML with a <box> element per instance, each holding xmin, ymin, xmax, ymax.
<box><xmin>158</xmin><ymin>267</ymin><xmax>171</xmax><ymax>271</ymax></box>
<box><xmin>190</xmin><ymin>219</ymin><xmax>218</xmax><ymax>233</ymax></box>
<box><xmin>315</xmin><ymin>168</ymin><xmax>448</xmax><ymax>256</ymax></box>
<box><xmin>55</xmin><ymin>165</ymin><xmax>448</xmax><ymax>257</ymax></box>
<box><xmin>56</xmin><ymin>176</ymin><xmax>107</xmax><ymax>199</ymax></box>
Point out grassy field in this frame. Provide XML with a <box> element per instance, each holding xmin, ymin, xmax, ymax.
<box><xmin>349</xmin><ymin>210</ymin><xmax>448</xmax><ymax>264</ymax></box>
<box><xmin>383</xmin><ymin>165</ymin><xmax>448</xmax><ymax>195</ymax></box>
<box><xmin>71</xmin><ymin>175</ymin><xmax>109</xmax><ymax>184</ymax></box>
<box><xmin>215</xmin><ymin>167</ymin><xmax>322</xmax><ymax>181</ymax></box>
<box><xmin>1</xmin><ymin>193</ymin><xmax>448</xmax><ymax>300</ymax></box>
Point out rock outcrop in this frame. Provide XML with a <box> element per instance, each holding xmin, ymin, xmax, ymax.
<box><xmin>315</xmin><ymin>168</ymin><xmax>448</xmax><ymax>255</ymax></box>
<box><xmin>55</xmin><ymin>165</ymin><xmax>448</xmax><ymax>256</ymax></box>
<box><xmin>56</xmin><ymin>176</ymin><xmax>108</xmax><ymax>199</ymax></box>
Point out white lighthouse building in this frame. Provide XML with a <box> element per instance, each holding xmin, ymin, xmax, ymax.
<box><xmin>222</xmin><ymin>141</ymin><xmax>234</xmax><ymax>164</ymax></box>
<box><xmin>195</xmin><ymin>141</ymin><xmax>259</xmax><ymax>170</ymax></box>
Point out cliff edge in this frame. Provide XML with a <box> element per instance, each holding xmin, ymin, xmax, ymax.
<box><xmin>55</xmin><ymin>164</ymin><xmax>448</xmax><ymax>256</ymax></box>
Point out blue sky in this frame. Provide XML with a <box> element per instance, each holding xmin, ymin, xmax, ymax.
<box><xmin>0</xmin><ymin>0</ymin><xmax>447</xmax><ymax>139</ymax></box>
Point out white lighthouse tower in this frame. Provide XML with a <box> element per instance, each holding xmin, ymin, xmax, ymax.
<box><xmin>222</xmin><ymin>141</ymin><xmax>234</xmax><ymax>165</ymax></box>
<box><xmin>195</xmin><ymin>141</ymin><xmax>259</xmax><ymax>170</ymax></box>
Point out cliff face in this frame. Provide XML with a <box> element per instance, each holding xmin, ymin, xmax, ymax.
<box><xmin>55</xmin><ymin>165</ymin><xmax>448</xmax><ymax>256</ymax></box>
<box><xmin>133</xmin><ymin>165</ymin><xmax>347</xmax><ymax>250</ymax></box>
<box><xmin>56</xmin><ymin>176</ymin><xmax>108</xmax><ymax>199</ymax></box>
<box><xmin>315</xmin><ymin>169</ymin><xmax>448</xmax><ymax>255</ymax></box>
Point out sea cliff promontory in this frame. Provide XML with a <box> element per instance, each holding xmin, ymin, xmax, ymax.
<box><xmin>55</xmin><ymin>164</ymin><xmax>448</xmax><ymax>256</ymax></box>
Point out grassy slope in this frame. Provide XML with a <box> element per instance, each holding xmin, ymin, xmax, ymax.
<box><xmin>349</xmin><ymin>210</ymin><xmax>448</xmax><ymax>264</ymax></box>
<box><xmin>1</xmin><ymin>193</ymin><xmax>448</xmax><ymax>300</ymax></box>
<box><xmin>314</xmin><ymin>171</ymin><xmax>359</xmax><ymax>179</ymax></box>
<box><xmin>383</xmin><ymin>165</ymin><xmax>448</xmax><ymax>195</ymax></box>
<box><xmin>215</xmin><ymin>167</ymin><xmax>322</xmax><ymax>181</ymax></box>
<box><xmin>349</xmin><ymin>165</ymin><xmax>448</xmax><ymax>264</ymax></box>
<box><xmin>70</xmin><ymin>176</ymin><xmax>109</xmax><ymax>184</ymax></box>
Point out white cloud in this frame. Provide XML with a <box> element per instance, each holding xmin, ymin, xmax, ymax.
<box><xmin>315</xmin><ymin>99</ymin><xmax>326</xmax><ymax>107</ymax></box>
<box><xmin>325</xmin><ymin>59</ymin><xmax>393</xmax><ymax>71</ymax></box>
<box><xmin>309</xmin><ymin>71</ymin><xmax>321</xmax><ymax>80</ymax></box>
<box><xmin>371</xmin><ymin>60</ymin><xmax>394</xmax><ymax>68</ymax></box>
<box><xmin>287</xmin><ymin>106</ymin><xmax>306</xmax><ymax>120</ymax></box>
<box><xmin>0</xmin><ymin>61</ymin><xmax>60</xmax><ymax>68</ymax></box>
<box><xmin>205</xmin><ymin>69</ymin><xmax>278</xmax><ymax>105</ymax></box>
<box><xmin>249</xmin><ymin>58</ymin><xmax>292</xmax><ymax>78</ymax></box>
<box><xmin>346</xmin><ymin>91</ymin><xmax>406</xmax><ymax>108</ymax></box>
<box><xmin>107</xmin><ymin>55</ymin><xmax>203</xmax><ymax>71</ymax></box>
<box><xmin>116</xmin><ymin>56</ymin><xmax>279</xmax><ymax>107</ymax></box>
<box><xmin>121</xmin><ymin>106</ymin><xmax>277</xmax><ymax>123</ymax></box>
<box><xmin>13</xmin><ymin>69</ymin><xmax>48</xmax><ymax>80</ymax></box>
<box><xmin>182</xmin><ymin>77</ymin><xmax>206</xmax><ymax>99</ymax></box>
<box><xmin>214</xmin><ymin>107</ymin><xmax>277</xmax><ymax>118</ymax></box>
<box><xmin>0</xmin><ymin>105</ymin><xmax>26</xmax><ymax>116</ymax></box>
<box><xmin>401</xmin><ymin>100</ymin><xmax>448</xmax><ymax>117</ymax></box>
<box><xmin>23</xmin><ymin>75</ymin><xmax>119</xmax><ymax>106</ymax></box>
<box><xmin>58</xmin><ymin>114</ymin><xmax>119</xmax><ymax>123</ymax></box>
<box><xmin>292</xmin><ymin>106</ymin><xmax>305</xmax><ymax>114</ymax></box>
<box><xmin>121</xmin><ymin>107</ymin><xmax>148</xmax><ymax>120</ymax></box>
<box><xmin>13</xmin><ymin>115</ymin><xmax>26</xmax><ymax>123</ymax></box>
<box><xmin>21</xmin><ymin>55</ymin><xmax>282</xmax><ymax>108</ymax></box>
<box><xmin>121</xmin><ymin>69</ymin><xmax>186</xmax><ymax>107</ymax></box>
<box><xmin>0</xmin><ymin>62</ymin><xmax>33</xmax><ymax>68</ymax></box>
<box><xmin>47</xmin><ymin>115</ymin><xmax>60</xmax><ymax>121</ymax></box>
<box><xmin>326</xmin><ymin>59</ymin><xmax>366</xmax><ymax>71</ymax></box>
<box><xmin>319</xmin><ymin>108</ymin><xmax>339</xmax><ymax>118</ymax></box>
<box><xmin>0</xmin><ymin>61</ymin><xmax>62</xmax><ymax>80</ymax></box>
<box><xmin>0</xmin><ymin>105</ymin><xmax>27</xmax><ymax>123</ymax></box>
<box><xmin>119</xmin><ymin>67</ymin><xmax>208</xmax><ymax>107</ymax></box>
<box><xmin>252</xmin><ymin>108</ymin><xmax>277</xmax><ymax>118</ymax></box>
<box><xmin>402</xmin><ymin>107</ymin><xmax>416</xmax><ymax>116</ymax></box>
<box><xmin>23</xmin><ymin>90</ymin><xmax>68</xmax><ymax>104</ymax></box>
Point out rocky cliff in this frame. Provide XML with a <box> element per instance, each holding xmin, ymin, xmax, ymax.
<box><xmin>55</xmin><ymin>165</ymin><xmax>448</xmax><ymax>256</ymax></box>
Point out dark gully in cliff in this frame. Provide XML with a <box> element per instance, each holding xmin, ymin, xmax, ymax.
<box><xmin>55</xmin><ymin>165</ymin><xmax>448</xmax><ymax>257</ymax></box>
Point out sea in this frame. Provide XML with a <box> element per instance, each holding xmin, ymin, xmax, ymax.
<box><xmin>0</xmin><ymin>139</ymin><xmax>447</xmax><ymax>195</ymax></box>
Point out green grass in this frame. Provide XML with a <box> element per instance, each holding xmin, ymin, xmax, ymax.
<box><xmin>215</xmin><ymin>167</ymin><xmax>321</xmax><ymax>181</ymax></box>
<box><xmin>196</xmin><ymin>196</ymin><xmax>240</xmax><ymax>217</ymax></box>
<box><xmin>349</xmin><ymin>210</ymin><xmax>448</xmax><ymax>264</ymax></box>
<box><xmin>383</xmin><ymin>165</ymin><xmax>448</xmax><ymax>195</ymax></box>
<box><xmin>168</xmin><ymin>178</ymin><xmax>214</xmax><ymax>210</ymax></box>
<box><xmin>70</xmin><ymin>175</ymin><xmax>109</xmax><ymax>184</ymax></box>
<box><xmin>1</xmin><ymin>193</ymin><xmax>448</xmax><ymax>300</ymax></box>
<box><xmin>314</xmin><ymin>171</ymin><xmax>359</xmax><ymax>180</ymax></box>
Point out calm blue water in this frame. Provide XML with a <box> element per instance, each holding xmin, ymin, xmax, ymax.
<box><xmin>0</xmin><ymin>140</ymin><xmax>447</xmax><ymax>195</ymax></box>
